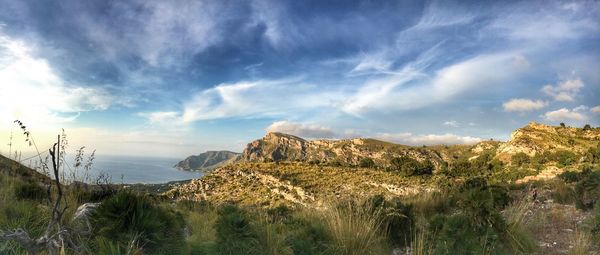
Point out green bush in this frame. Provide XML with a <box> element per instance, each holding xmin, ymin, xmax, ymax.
<box><xmin>13</xmin><ymin>181</ymin><xmax>47</xmax><ymax>201</ymax></box>
<box><xmin>585</xmin><ymin>143</ymin><xmax>600</xmax><ymax>164</ymax></box>
<box><xmin>558</xmin><ymin>170</ymin><xmax>582</xmax><ymax>183</ymax></box>
<box><xmin>359</xmin><ymin>158</ymin><xmax>376</xmax><ymax>168</ymax></box>
<box><xmin>553</xmin><ymin>150</ymin><xmax>578</xmax><ymax>167</ymax></box>
<box><xmin>285</xmin><ymin>216</ymin><xmax>330</xmax><ymax>255</ymax></box>
<box><xmin>214</xmin><ymin>205</ymin><xmax>260</xmax><ymax>255</ymax></box>
<box><xmin>429</xmin><ymin>214</ymin><xmax>496</xmax><ymax>254</ymax></box>
<box><xmin>426</xmin><ymin>178</ymin><xmax>518</xmax><ymax>254</ymax></box>
<box><xmin>574</xmin><ymin>171</ymin><xmax>600</xmax><ymax>210</ymax></box>
<box><xmin>511</xmin><ymin>152</ymin><xmax>530</xmax><ymax>167</ymax></box>
<box><xmin>366</xmin><ymin>195</ymin><xmax>414</xmax><ymax>247</ymax></box>
<box><xmin>390</xmin><ymin>157</ymin><xmax>433</xmax><ymax>176</ymax></box>
<box><xmin>91</xmin><ymin>192</ymin><xmax>186</xmax><ymax>254</ymax></box>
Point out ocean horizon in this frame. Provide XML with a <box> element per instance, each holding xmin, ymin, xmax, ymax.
<box><xmin>19</xmin><ymin>153</ymin><xmax>203</xmax><ymax>184</ymax></box>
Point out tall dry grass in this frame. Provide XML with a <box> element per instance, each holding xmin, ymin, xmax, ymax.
<box><xmin>568</xmin><ymin>231</ymin><xmax>595</xmax><ymax>255</ymax></box>
<box><xmin>503</xmin><ymin>196</ymin><xmax>537</xmax><ymax>254</ymax></box>
<box><xmin>323</xmin><ymin>201</ymin><xmax>389</xmax><ymax>255</ymax></box>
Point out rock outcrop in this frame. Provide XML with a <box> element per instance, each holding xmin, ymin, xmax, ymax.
<box><xmin>175</xmin><ymin>151</ymin><xmax>240</xmax><ymax>171</ymax></box>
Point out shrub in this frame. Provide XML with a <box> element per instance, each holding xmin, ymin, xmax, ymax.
<box><xmin>285</xmin><ymin>215</ymin><xmax>330</xmax><ymax>255</ymax></box>
<box><xmin>585</xmin><ymin>143</ymin><xmax>600</xmax><ymax>164</ymax></box>
<box><xmin>13</xmin><ymin>181</ymin><xmax>47</xmax><ymax>201</ymax></box>
<box><xmin>91</xmin><ymin>192</ymin><xmax>186</xmax><ymax>254</ymax></box>
<box><xmin>214</xmin><ymin>205</ymin><xmax>260</xmax><ymax>255</ymax></box>
<box><xmin>366</xmin><ymin>195</ymin><xmax>414</xmax><ymax>247</ymax></box>
<box><xmin>429</xmin><ymin>214</ymin><xmax>494</xmax><ymax>254</ymax></box>
<box><xmin>511</xmin><ymin>152</ymin><xmax>530</xmax><ymax>167</ymax></box>
<box><xmin>551</xmin><ymin>180</ymin><xmax>576</xmax><ymax>204</ymax></box>
<box><xmin>559</xmin><ymin>171</ymin><xmax>582</xmax><ymax>183</ymax></box>
<box><xmin>574</xmin><ymin>171</ymin><xmax>600</xmax><ymax>210</ymax></box>
<box><xmin>390</xmin><ymin>157</ymin><xmax>433</xmax><ymax>176</ymax></box>
<box><xmin>359</xmin><ymin>158</ymin><xmax>376</xmax><ymax>168</ymax></box>
<box><xmin>553</xmin><ymin>151</ymin><xmax>578</xmax><ymax>167</ymax></box>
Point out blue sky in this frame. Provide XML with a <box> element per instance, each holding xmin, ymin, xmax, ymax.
<box><xmin>0</xmin><ymin>0</ymin><xmax>599</xmax><ymax>157</ymax></box>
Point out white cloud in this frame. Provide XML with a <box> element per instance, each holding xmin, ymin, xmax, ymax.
<box><xmin>377</xmin><ymin>133</ymin><xmax>482</xmax><ymax>146</ymax></box>
<box><xmin>502</xmin><ymin>98</ymin><xmax>547</xmax><ymax>112</ymax></box>
<box><xmin>182</xmin><ymin>77</ymin><xmax>338</xmax><ymax>122</ymax></box>
<box><xmin>138</xmin><ymin>111</ymin><xmax>182</xmax><ymax>125</ymax></box>
<box><xmin>0</xmin><ymin>34</ymin><xmax>123</xmax><ymax>126</ymax></box>
<box><xmin>573</xmin><ymin>105</ymin><xmax>589</xmax><ymax>112</ymax></box>
<box><xmin>541</xmin><ymin>79</ymin><xmax>584</xmax><ymax>102</ymax></box>
<box><xmin>443</xmin><ymin>120</ymin><xmax>459</xmax><ymax>127</ymax></box>
<box><xmin>591</xmin><ymin>106</ymin><xmax>600</xmax><ymax>114</ymax></box>
<box><xmin>265</xmin><ymin>121</ymin><xmax>336</xmax><ymax>139</ymax></box>
<box><xmin>543</xmin><ymin>108</ymin><xmax>587</xmax><ymax>121</ymax></box>
<box><xmin>343</xmin><ymin>52</ymin><xmax>529</xmax><ymax>115</ymax></box>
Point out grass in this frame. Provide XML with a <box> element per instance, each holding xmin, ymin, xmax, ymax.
<box><xmin>503</xmin><ymin>197</ymin><xmax>538</xmax><ymax>254</ymax></box>
<box><xmin>323</xmin><ymin>201</ymin><xmax>389</xmax><ymax>255</ymax></box>
<box><xmin>568</xmin><ymin>231</ymin><xmax>595</xmax><ymax>255</ymax></box>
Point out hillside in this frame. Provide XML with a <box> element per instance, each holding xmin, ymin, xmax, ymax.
<box><xmin>496</xmin><ymin>122</ymin><xmax>600</xmax><ymax>161</ymax></box>
<box><xmin>0</xmin><ymin>154</ymin><xmax>51</xmax><ymax>184</ymax></box>
<box><xmin>174</xmin><ymin>150</ymin><xmax>240</xmax><ymax>171</ymax></box>
<box><xmin>241</xmin><ymin>132</ymin><xmax>448</xmax><ymax>170</ymax></box>
<box><xmin>166</xmin><ymin>122</ymin><xmax>600</xmax><ymax>208</ymax></box>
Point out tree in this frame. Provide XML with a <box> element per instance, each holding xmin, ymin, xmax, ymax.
<box><xmin>583</xmin><ymin>124</ymin><xmax>592</xmax><ymax>131</ymax></box>
<box><xmin>560</xmin><ymin>123</ymin><xmax>566</xmax><ymax>128</ymax></box>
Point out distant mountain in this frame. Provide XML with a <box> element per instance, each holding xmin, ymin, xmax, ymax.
<box><xmin>175</xmin><ymin>151</ymin><xmax>240</xmax><ymax>171</ymax></box>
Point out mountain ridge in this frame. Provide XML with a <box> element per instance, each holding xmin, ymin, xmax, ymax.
<box><xmin>174</xmin><ymin>150</ymin><xmax>240</xmax><ymax>171</ymax></box>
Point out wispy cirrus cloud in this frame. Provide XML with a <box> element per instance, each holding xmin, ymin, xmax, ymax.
<box><xmin>181</xmin><ymin>77</ymin><xmax>340</xmax><ymax>122</ymax></box>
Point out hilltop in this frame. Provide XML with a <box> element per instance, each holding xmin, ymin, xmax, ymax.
<box><xmin>175</xmin><ymin>150</ymin><xmax>240</xmax><ymax>171</ymax></box>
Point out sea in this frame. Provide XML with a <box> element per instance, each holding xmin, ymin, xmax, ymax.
<box><xmin>23</xmin><ymin>154</ymin><xmax>204</xmax><ymax>184</ymax></box>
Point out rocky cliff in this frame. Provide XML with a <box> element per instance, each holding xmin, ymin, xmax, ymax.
<box><xmin>175</xmin><ymin>151</ymin><xmax>240</xmax><ymax>171</ymax></box>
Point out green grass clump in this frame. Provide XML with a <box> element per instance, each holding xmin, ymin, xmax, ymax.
<box><xmin>214</xmin><ymin>204</ymin><xmax>261</xmax><ymax>255</ymax></box>
<box><xmin>91</xmin><ymin>191</ymin><xmax>186</xmax><ymax>254</ymax></box>
<box><xmin>13</xmin><ymin>181</ymin><xmax>47</xmax><ymax>201</ymax></box>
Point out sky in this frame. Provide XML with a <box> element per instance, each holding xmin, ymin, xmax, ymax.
<box><xmin>0</xmin><ymin>0</ymin><xmax>599</xmax><ymax>158</ymax></box>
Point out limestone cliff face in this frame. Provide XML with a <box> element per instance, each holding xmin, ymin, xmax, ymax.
<box><xmin>240</xmin><ymin>132</ymin><xmax>446</xmax><ymax>170</ymax></box>
<box><xmin>242</xmin><ymin>132</ymin><xmax>308</xmax><ymax>162</ymax></box>
<box><xmin>175</xmin><ymin>151</ymin><xmax>240</xmax><ymax>171</ymax></box>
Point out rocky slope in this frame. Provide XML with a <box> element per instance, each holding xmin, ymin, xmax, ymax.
<box><xmin>164</xmin><ymin>162</ymin><xmax>435</xmax><ymax>208</ymax></box>
<box><xmin>240</xmin><ymin>132</ymin><xmax>449</xmax><ymax>170</ymax></box>
<box><xmin>496</xmin><ymin>122</ymin><xmax>600</xmax><ymax>161</ymax></box>
<box><xmin>175</xmin><ymin>151</ymin><xmax>240</xmax><ymax>171</ymax></box>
